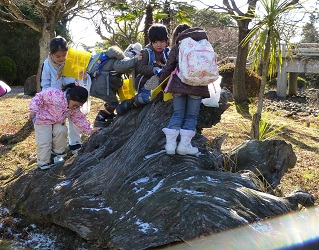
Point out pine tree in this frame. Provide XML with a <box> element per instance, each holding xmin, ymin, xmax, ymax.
<box><xmin>301</xmin><ymin>14</ymin><xmax>319</xmax><ymax>43</ymax></box>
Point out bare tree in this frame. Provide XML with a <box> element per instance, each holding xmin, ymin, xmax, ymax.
<box><xmin>92</xmin><ymin>0</ymin><xmax>147</xmax><ymax>49</ymax></box>
<box><xmin>0</xmin><ymin>0</ymin><xmax>99</xmax><ymax>89</ymax></box>
<box><xmin>196</xmin><ymin>0</ymin><xmax>258</xmax><ymax>106</ymax></box>
<box><xmin>205</xmin><ymin>26</ymin><xmax>238</xmax><ymax>62</ymax></box>
<box><xmin>222</xmin><ymin>0</ymin><xmax>258</xmax><ymax>105</ymax></box>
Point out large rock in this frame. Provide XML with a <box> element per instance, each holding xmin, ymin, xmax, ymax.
<box><xmin>226</xmin><ymin>139</ymin><xmax>297</xmax><ymax>188</ymax></box>
<box><xmin>2</xmin><ymin>97</ymin><xmax>314</xmax><ymax>249</ymax></box>
<box><xmin>24</xmin><ymin>75</ymin><xmax>37</xmax><ymax>96</ymax></box>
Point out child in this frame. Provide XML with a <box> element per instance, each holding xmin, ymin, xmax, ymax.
<box><xmin>29</xmin><ymin>83</ymin><xmax>99</xmax><ymax>170</ymax></box>
<box><xmin>41</xmin><ymin>36</ymin><xmax>88</xmax><ymax>154</ymax></box>
<box><xmin>159</xmin><ymin>27</ymin><xmax>210</xmax><ymax>156</ymax></box>
<box><xmin>90</xmin><ymin>46</ymin><xmax>140</xmax><ymax>128</ymax></box>
<box><xmin>116</xmin><ymin>23</ymin><xmax>169</xmax><ymax>115</ymax></box>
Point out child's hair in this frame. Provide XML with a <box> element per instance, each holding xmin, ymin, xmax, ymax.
<box><xmin>171</xmin><ymin>23</ymin><xmax>191</xmax><ymax>47</ymax></box>
<box><xmin>50</xmin><ymin>36</ymin><xmax>68</xmax><ymax>54</ymax></box>
<box><xmin>148</xmin><ymin>24</ymin><xmax>168</xmax><ymax>43</ymax></box>
<box><xmin>62</xmin><ymin>83</ymin><xmax>88</xmax><ymax>104</ymax></box>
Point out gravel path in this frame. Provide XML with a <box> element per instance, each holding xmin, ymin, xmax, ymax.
<box><xmin>6</xmin><ymin>87</ymin><xmax>24</xmax><ymax>95</ymax></box>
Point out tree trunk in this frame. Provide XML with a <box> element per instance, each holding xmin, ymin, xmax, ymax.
<box><xmin>144</xmin><ymin>4</ymin><xmax>153</xmax><ymax>46</ymax></box>
<box><xmin>36</xmin><ymin>22</ymin><xmax>56</xmax><ymax>92</ymax></box>
<box><xmin>3</xmin><ymin>98</ymin><xmax>314</xmax><ymax>249</ymax></box>
<box><xmin>250</xmin><ymin>35</ymin><xmax>271</xmax><ymax>140</ymax></box>
<box><xmin>232</xmin><ymin>21</ymin><xmax>249</xmax><ymax>104</ymax></box>
<box><xmin>162</xmin><ymin>0</ymin><xmax>171</xmax><ymax>35</ymax></box>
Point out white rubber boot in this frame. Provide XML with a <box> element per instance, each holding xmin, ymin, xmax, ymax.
<box><xmin>162</xmin><ymin>128</ymin><xmax>180</xmax><ymax>155</ymax></box>
<box><xmin>176</xmin><ymin>129</ymin><xmax>199</xmax><ymax>155</ymax></box>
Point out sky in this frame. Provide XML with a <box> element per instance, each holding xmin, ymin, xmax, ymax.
<box><xmin>68</xmin><ymin>0</ymin><xmax>223</xmax><ymax>49</ymax></box>
<box><xmin>68</xmin><ymin>0</ymin><xmax>317</xmax><ymax>50</ymax></box>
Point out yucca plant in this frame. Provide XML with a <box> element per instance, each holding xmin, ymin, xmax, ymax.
<box><xmin>241</xmin><ymin>0</ymin><xmax>301</xmax><ymax>140</ymax></box>
<box><xmin>258</xmin><ymin>109</ymin><xmax>285</xmax><ymax>140</ymax></box>
<box><xmin>235</xmin><ymin>104</ymin><xmax>285</xmax><ymax>140</ymax></box>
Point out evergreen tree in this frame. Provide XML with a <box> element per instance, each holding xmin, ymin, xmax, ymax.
<box><xmin>301</xmin><ymin>14</ymin><xmax>319</xmax><ymax>43</ymax></box>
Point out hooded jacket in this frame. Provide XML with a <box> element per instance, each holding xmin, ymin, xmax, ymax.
<box><xmin>159</xmin><ymin>28</ymin><xmax>210</xmax><ymax>98</ymax></box>
<box><xmin>135</xmin><ymin>44</ymin><xmax>167</xmax><ymax>91</ymax></box>
<box><xmin>90</xmin><ymin>46</ymin><xmax>138</xmax><ymax>103</ymax></box>
<box><xmin>30</xmin><ymin>88</ymin><xmax>93</xmax><ymax>135</ymax></box>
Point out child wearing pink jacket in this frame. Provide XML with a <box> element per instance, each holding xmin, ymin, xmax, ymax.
<box><xmin>29</xmin><ymin>83</ymin><xmax>99</xmax><ymax>170</ymax></box>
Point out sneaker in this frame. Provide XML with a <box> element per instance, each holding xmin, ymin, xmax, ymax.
<box><xmin>69</xmin><ymin>144</ymin><xmax>82</xmax><ymax>155</ymax></box>
<box><xmin>38</xmin><ymin>163</ymin><xmax>54</xmax><ymax>170</ymax></box>
<box><xmin>93</xmin><ymin>119</ymin><xmax>113</xmax><ymax>128</ymax></box>
<box><xmin>116</xmin><ymin>99</ymin><xmax>135</xmax><ymax>116</ymax></box>
<box><xmin>104</xmin><ymin>103</ymin><xmax>117</xmax><ymax>115</ymax></box>
<box><xmin>93</xmin><ymin>110</ymin><xmax>115</xmax><ymax>128</ymax></box>
<box><xmin>53</xmin><ymin>155</ymin><xmax>64</xmax><ymax>164</ymax></box>
<box><xmin>51</xmin><ymin>151</ymin><xmax>67</xmax><ymax>157</ymax></box>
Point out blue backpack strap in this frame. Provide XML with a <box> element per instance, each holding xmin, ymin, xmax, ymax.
<box><xmin>39</xmin><ymin>62</ymin><xmax>44</xmax><ymax>90</ymax></box>
<box><xmin>163</xmin><ymin>47</ymin><xmax>169</xmax><ymax>60</ymax></box>
<box><xmin>145</xmin><ymin>47</ymin><xmax>155</xmax><ymax>66</ymax></box>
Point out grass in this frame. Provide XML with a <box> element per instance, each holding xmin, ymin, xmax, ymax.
<box><xmin>1</xmin><ymin>88</ymin><xmax>319</xmax><ymax>206</ymax></box>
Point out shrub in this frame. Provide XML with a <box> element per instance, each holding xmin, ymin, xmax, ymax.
<box><xmin>0</xmin><ymin>56</ymin><xmax>17</xmax><ymax>86</ymax></box>
<box><xmin>218</xmin><ymin>63</ymin><xmax>262</xmax><ymax>97</ymax></box>
<box><xmin>297</xmin><ymin>76</ymin><xmax>307</xmax><ymax>89</ymax></box>
<box><xmin>264</xmin><ymin>76</ymin><xmax>306</xmax><ymax>90</ymax></box>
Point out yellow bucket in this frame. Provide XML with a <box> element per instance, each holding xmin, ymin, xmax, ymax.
<box><xmin>62</xmin><ymin>48</ymin><xmax>91</xmax><ymax>79</ymax></box>
<box><xmin>163</xmin><ymin>92</ymin><xmax>173</xmax><ymax>101</ymax></box>
<box><xmin>118</xmin><ymin>78</ymin><xmax>135</xmax><ymax>101</ymax></box>
<box><xmin>150</xmin><ymin>75</ymin><xmax>173</xmax><ymax>102</ymax></box>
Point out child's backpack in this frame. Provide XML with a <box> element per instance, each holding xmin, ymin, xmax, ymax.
<box><xmin>86</xmin><ymin>52</ymin><xmax>109</xmax><ymax>76</ymax></box>
<box><xmin>177</xmin><ymin>37</ymin><xmax>219</xmax><ymax>86</ymax></box>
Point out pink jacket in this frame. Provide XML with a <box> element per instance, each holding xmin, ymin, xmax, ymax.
<box><xmin>29</xmin><ymin>88</ymin><xmax>93</xmax><ymax>135</ymax></box>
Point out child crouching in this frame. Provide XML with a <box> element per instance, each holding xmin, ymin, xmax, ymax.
<box><xmin>29</xmin><ymin>83</ymin><xmax>99</xmax><ymax>170</ymax></box>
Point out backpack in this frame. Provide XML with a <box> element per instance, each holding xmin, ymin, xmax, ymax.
<box><xmin>177</xmin><ymin>37</ymin><xmax>219</xmax><ymax>86</ymax></box>
<box><xmin>86</xmin><ymin>52</ymin><xmax>109</xmax><ymax>76</ymax></box>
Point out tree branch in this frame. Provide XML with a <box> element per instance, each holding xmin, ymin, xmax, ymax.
<box><xmin>0</xmin><ymin>3</ymin><xmax>42</xmax><ymax>31</ymax></box>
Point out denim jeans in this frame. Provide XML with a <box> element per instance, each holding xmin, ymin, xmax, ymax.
<box><xmin>167</xmin><ymin>94</ymin><xmax>202</xmax><ymax>131</ymax></box>
<box><xmin>136</xmin><ymin>86</ymin><xmax>151</xmax><ymax>104</ymax></box>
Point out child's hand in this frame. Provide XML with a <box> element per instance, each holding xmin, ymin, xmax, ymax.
<box><xmin>80</xmin><ymin>71</ymin><xmax>88</xmax><ymax>80</ymax></box>
<box><xmin>91</xmin><ymin>128</ymin><xmax>100</xmax><ymax>134</ymax></box>
<box><xmin>29</xmin><ymin>112</ymin><xmax>36</xmax><ymax>121</ymax></box>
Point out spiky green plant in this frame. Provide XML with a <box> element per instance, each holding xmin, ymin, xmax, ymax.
<box><xmin>241</xmin><ymin>0</ymin><xmax>301</xmax><ymax>140</ymax></box>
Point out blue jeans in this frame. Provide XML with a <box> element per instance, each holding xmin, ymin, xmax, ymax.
<box><xmin>136</xmin><ymin>86</ymin><xmax>151</xmax><ymax>104</ymax></box>
<box><xmin>167</xmin><ymin>94</ymin><xmax>202</xmax><ymax>131</ymax></box>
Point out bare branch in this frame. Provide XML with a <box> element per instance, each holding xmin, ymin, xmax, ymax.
<box><xmin>95</xmin><ymin>26</ymin><xmax>118</xmax><ymax>46</ymax></box>
<box><xmin>0</xmin><ymin>2</ymin><xmax>42</xmax><ymax>31</ymax></box>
